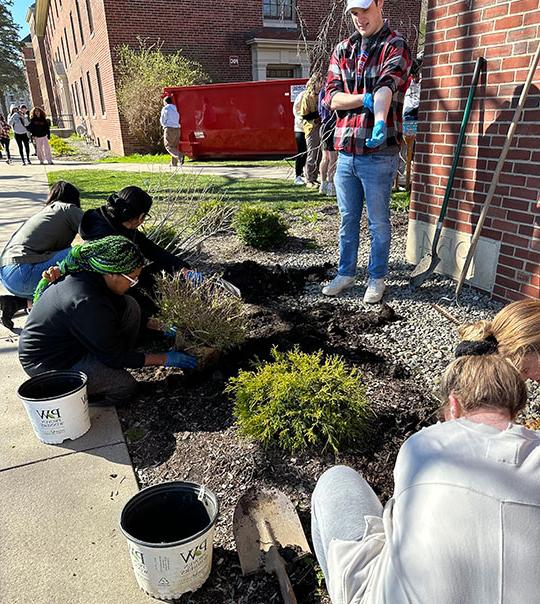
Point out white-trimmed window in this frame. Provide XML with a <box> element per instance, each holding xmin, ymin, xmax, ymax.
<box><xmin>263</xmin><ymin>0</ymin><xmax>294</xmax><ymax>21</ymax></box>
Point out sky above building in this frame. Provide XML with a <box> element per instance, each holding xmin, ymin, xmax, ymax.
<box><xmin>11</xmin><ymin>0</ymin><xmax>31</xmax><ymax>39</ymax></box>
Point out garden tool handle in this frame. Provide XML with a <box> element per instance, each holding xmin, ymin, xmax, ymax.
<box><xmin>268</xmin><ymin>546</ymin><xmax>298</xmax><ymax>604</ymax></box>
<box><xmin>434</xmin><ymin>56</ymin><xmax>486</xmax><ymax>250</ymax></box>
<box><xmin>455</xmin><ymin>43</ymin><xmax>540</xmax><ymax>298</ymax></box>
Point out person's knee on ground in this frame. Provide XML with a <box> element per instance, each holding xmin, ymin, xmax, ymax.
<box><xmin>87</xmin><ymin>368</ymin><xmax>139</xmax><ymax>407</ymax></box>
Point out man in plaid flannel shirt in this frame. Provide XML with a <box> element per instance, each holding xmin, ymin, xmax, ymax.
<box><xmin>321</xmin><ymin>0</ymin><xmax>411</xmax><ymax>303</ymax></box>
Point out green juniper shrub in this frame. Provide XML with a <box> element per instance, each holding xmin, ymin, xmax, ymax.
<box><xmin>233</xmin><ymin>205</ymin><xmax>289</xmax><ymax>249</ymax></box>
<box><xmin>155</xmin><ymin>272</ymin><xmax>245</xmax><ymax>353</ymax></box>
<box><xmin>49</xmin><ymin>135</ymin><xmax>76</xmax><ymax>157</ymax></box>
<box><xmin>227</xmin><ymin>347</ymin><xmax>371</xmax><ymax>453</ymax></box>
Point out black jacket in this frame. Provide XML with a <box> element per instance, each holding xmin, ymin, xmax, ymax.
<box><xmin>27</xmin><ymin>117</ymin><xmax>51</xmax><ymax>139</ymax></box>
<box><xmin>18</xmin><ymin>272</ymin><xmax>145</xmax><ymax>373</ymax></box>
<box><xmin>79</xmin><ymin>206</ymin><xmax>188</xmax><ymax>273</ymax></box>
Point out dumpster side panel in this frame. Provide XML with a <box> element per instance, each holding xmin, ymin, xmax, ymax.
<box><xmin>164</xmin><ymin>80</ymin><xmax>307</xmax><ymax>159</ymax></box>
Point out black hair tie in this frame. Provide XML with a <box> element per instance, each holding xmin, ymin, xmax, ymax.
<box><xmin>455</xmin><ymin>335</ymin><xmax>498</xmax><ymax>358</ymax></box>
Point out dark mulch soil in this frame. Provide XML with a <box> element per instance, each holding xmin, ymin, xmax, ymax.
<box><xmin>119</xmin><ymin>210</ymin><xmax>438</xmax><ymax>603</ymax></box>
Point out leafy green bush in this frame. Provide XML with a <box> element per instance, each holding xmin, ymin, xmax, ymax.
<box><xmin>115</xmin><ymin>39</ymin><xmax>209</xmax><ymax>150</ymax></box>
<box><xmin>233</xmin><ymin>205</ymin><xmax>289</xmax><ymax>249</ymax></box>
<box><xmin>390</xmin><ymin>191</ymin><xmax>410</xmax><ymax>212</ymax></box>
<box><xmin>49</xmin><ymin>135</ymin><xmax>75</xmax><ymax>157</ymax></box>
<box><xmin>227</xmin><ymin>347</ymin><xmax>371</xmax><ymax>453</ymax></box>
<box><xmin>155</xmin><ymin>272</ymin><xmax>245</xmax><ymax>353</ymax></box>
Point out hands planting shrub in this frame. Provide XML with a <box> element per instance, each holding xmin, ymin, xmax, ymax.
<box><xmin>233</xmin><ymin>205</ymin><xmax>289</xmax><ymax>249</ymax></box>
<box><xmin>155</xmin><ymin>272</ymin><xmax>245</xmax><ymax>356</ymax></box>
<box><xmin>227</xmin><ymin>347</ymin><xmax>372</xmax><ymax>453</ymax></box>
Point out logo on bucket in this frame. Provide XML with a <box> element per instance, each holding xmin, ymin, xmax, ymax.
<box><xmin>36</xmin><ymin>408</ymin><xmax>61</xmax><ymax>420</ymax></box>
<box><xmin>180</xmin><ymin>539</ymin><xmax>207</xmax><ymax>564</ymax></box>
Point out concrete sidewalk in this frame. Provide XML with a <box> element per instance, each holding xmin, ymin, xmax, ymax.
<box><xmin>0</xmin><ymin>161</ymin><xmax>149</xmax><ymax>603</ymax></box>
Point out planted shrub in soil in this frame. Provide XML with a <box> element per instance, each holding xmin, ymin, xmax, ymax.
<box><xmin>155</xmin><ymin>273</ymin><xmax>245</xmax><ymax>357</ymax></box>
<box><xmin>227</xmin><ymin>346</ymin><xmax>372</xmax><ymax>453</ymax></box>
<box><xmin>233</xmin><ymin>205</ymin><xmax>289</xmax><ymax>249</ymax></box>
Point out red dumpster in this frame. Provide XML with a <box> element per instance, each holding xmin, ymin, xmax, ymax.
<box><xmin>163</xmin><ymin>79</ymin><xmax>307</xmax><ymax>160</ymax></box>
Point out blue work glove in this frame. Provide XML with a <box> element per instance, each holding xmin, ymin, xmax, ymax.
<box><xmin>184</xmin><ymin>270</ymin><xmax>204</xmax><ymax>285</ymax></box>
<box><xmin>165</xmin><ymin>351</ymin><xmax>198</xmax><ymax>369</ymax></box>
<box><xmin>363</xmin><ymin>93</ymin><xmax>374</xmax><ymax>113</ymax></box>
<box><xmin>163</xmin><ymin>326</ymin><xmax>177</xmax><ymax>338</ymax></box>
<box><xmin>365</xmin><ymin>120</ymin><xmax>387</xmax><ymax>149</ymax></box>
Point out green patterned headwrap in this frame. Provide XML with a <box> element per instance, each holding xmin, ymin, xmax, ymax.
<box><xmin>33</xmin><ymin>235</ymin><xmax>145</xmax><ymax>302</ymax></box>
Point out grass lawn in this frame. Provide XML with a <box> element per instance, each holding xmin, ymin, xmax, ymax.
<box><xmin>99</xmin><ymin>153</ymin><xmax>289</xmax><ymax>168</ymax></box>
<box><xmin>49</xmin><ymin>169</ymin><xmax>410</xmax><ymax>212</ymax></box>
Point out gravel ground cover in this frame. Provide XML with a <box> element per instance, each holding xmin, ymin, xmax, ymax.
<box><xmin>119</xmin><ymin>204</ymin><xmax>538</xmax><ymax>603</ymax></box>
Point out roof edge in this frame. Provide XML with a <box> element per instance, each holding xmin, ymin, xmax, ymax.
<box><xmin>33</xmin><ymin>0</ymin><xmax>50</xmax><ymax>36</ymax></box>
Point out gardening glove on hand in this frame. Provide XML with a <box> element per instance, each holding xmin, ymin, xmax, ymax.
<box><xmin>163</xmin><ymin>326</ymin><xmax>177</xmax><ymax>338</ymax></box>
<box><xmin>365</xmin><ymin>120</ymin><xmax>387</xmax><ymax>149</ymax></box>
<box><xmin>363</xmin><ymin>93</ymin><xmax>374</xmax><ymax>113</ymax></box>
<box><xmin>182</xmin><ymin>269</ymin><xmax>204</xmax><ymax>285</ymax></box>
<box><xmin>165</xmin><ymin>351</ymin><xmax>198</xmax><ymax>369</ymax></box>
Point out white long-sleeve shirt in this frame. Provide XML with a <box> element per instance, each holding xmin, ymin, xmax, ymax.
<box><xmin>160</xmin><ymin>103</ymin><xmax>180</xmax><ymax>128</ymax></box>
<box><xmin>327</xmin><ymin>419</ymin><xmax>540</xmax><ymax>604</ymax></box>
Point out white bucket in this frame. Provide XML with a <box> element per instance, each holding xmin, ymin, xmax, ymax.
<box><xmin>17</xmin><ymin>370</ymin><xmax>90</xmax><ymax>444</ymax></box>
<box><xmin>120</xmin><ymin>481</ymin><xmax>219</xmax><ymax>600</ymax></box>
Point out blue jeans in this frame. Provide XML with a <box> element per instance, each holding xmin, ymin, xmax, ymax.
<box><xmin>0</xmin><ymin>248</ymin><xmax>71</xmax><ymax>298</ymax></box>
<box><xmin>334</xmin><ymin>151</ymin><xmax>399</xmax><ymax>279</ymax></box>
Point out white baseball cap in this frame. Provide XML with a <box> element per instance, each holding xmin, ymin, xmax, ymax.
<box><xmin>346</xmin><ymin>0</ymin><xmax>374</xmax><ymax>11</ymax></box>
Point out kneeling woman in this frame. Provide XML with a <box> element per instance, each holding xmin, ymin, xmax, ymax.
<box><xmin>18</xmin><ymin>236</ymin><xmax>197</xmax><ymax>406</ymax></box>
<box><xmin>311</xmin><ymin>353</ymin><xmax>540</xmax><ymax>604</ymax></box>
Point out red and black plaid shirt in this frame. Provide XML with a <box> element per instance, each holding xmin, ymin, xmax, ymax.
<box><xmin>324</xmin><ymin>22</ymin><xmax>412</xmax><ymax>155</ymax></box>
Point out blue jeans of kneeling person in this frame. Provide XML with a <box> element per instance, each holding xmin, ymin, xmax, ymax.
<box><xmin>0</xmin><ymin>248</ymin><xmax>71</xmax><ymax>298</ymax></box>
<box><xmin>334</xmin><ymin>151</ymin><xmax>399</xmax><ymax>279</ymax></box>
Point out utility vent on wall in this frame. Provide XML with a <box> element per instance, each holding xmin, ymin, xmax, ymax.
<box><xmin>406</xmin><ymin>219</ymin><xmax>501</xmax><ymax>294</ymax></box>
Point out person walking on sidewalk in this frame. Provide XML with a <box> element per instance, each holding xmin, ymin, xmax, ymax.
<box><xmin>160</xmin><ymin>95</ymin><xmax>184</xmax><ymax>167</ymax></box>
<box><xmin>321</xmin><ymin>0</ymin><xmax>411</xmax><ymax>303</ymax></box>
<box><xmin>0</xmin><ymin>114</ymin><xmax>11</xmax><ymax>163</ymax></box>
<box><xmin>8</xmin><ymin>106</ymin><xmax>31</xmax><ymax>165</ymax></box>
<box><xmin>27</xmin><ymin>107</ymin><xmax>53</xmax><ymax>165</ymax></box>
<box><xmin>292</xmin><ymin>90</ymin><xmax>307</xmax><ymax>185</ymax></box>
<box><xmin>300</xmin><ymin>72</ymin><xmax>324</xmax><ymax>188</ymax></box>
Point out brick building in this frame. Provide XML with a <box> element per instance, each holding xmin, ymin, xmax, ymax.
<box><xmin>21</xmin><ymin>35</ymin><xmax>44</xmax><ymax>110</ymax></box>
<box><xmin>26</xmin><ymin>0</ymin><xmax>421</xmax><ymax>155</ymax></box>
<box><xmin>407</xmin><ymin>0</ymin><xmax>539</xmax><ymax>302</ymax></box>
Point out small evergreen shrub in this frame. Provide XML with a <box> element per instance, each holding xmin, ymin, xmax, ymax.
<box><xmin>233</xmin><ymin>205</ymin><xmax>289</xmax><ymax>249</ymax></box>
<box><xmin>227</xmin><ymin>347</ymin><xmax>371</xmax><ymax>453</ymax></box>
<box><xmin>49</xmin><ymin>135</ymin><xmax>75</xmax><ymax>157</ymax></box>
<box><xmin>155</xmin><ymin>272</ymin><xmax>245</xmax><ymax>353</ymax></box>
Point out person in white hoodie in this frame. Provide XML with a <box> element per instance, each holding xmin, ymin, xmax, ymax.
<box><xmin>160</xmin><ymin>95</ymin><xmax>184</xmax><ymax>167</ymax></box>
<box><xmin>311</xmin><ymin>352</ymin><xmax>540</xmax><ymax>604</ymax></box>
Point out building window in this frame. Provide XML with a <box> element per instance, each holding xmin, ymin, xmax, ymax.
<box><xmin>75</xmin><ymin>1</ymin><xmax>85</xmax><ymax>46</ymax></box>
<box><xmin>61</xmin><ymin>36</ymin><xmax>67</xmax><ymax>65</ymax></box>
<box><xmin>266</xmin><ymin>64</ymin><xmax>298</xmax><ymax>79</ymax></box>
<box><xmin>64</xmin><ymin>28</ymin><xmax>71</xmax><ymax>63</ymax></box>
<box><xmin>95</xmin><ymin>63</ymin><xmax>106</xmax><ymax>114</ymax></box>
<box><xmin>54</xmin><ymin>0</ymin><xmax>59</xmax><ymax>18</ymax></box>
<box><xmin>70</xmin><ymin>12</ymin><xmax>78</xmax><ymax>54</ymax></box>
<box><xmin>85</xmin><ymin>0</ymin><xmax>94</xmax><ymax>33</ymax></box>
<box><xmin>263</xmin><ymin>0</ymin><xmax>294</xmax><ymax>20</ymax></box>
<box><xmin>86</xmin><ymin>72</ymin><xmax>95</xmax><ymax>115</ymax></box>
<box><xmin>79</xmin><ymin>77</ymin><xmax>88</xmax><ymax>114</ymax></box>
<box><xmin>72</xmin><ymin>83</ymin><xmax>81</xmax><ymax>116</ymax></box>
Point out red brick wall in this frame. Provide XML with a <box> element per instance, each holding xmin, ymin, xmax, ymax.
<box><xmin>40</xmin><ymin>0</ymin><xmax>127</xmax><ymax>154</ymax></box>
<box><xmin>22</xmin><ymin>44</ymin><xmax>44</xmax><ymax>109</ymax></box>
<box><xmin>410</xmin><ymin>0</ymin><xmax>540</xmax><ymax>302</ymax></box>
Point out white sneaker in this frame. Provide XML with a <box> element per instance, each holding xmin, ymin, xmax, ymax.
<box><xmin>319</xmin><ymin>181</ymin><xmax>327</xmax><ymax>195</ymax></box>
<box><xmin>363</xmin><ymin>278</ymin><xmax>386</xmax><ymax>304</ymax></box>
<box><xmin>322</xmin><ymin>275</ymin><xmax>355</xmax><ymax>296</ymax></box>
<box><xmin>294</xmin><ymin>175</ymin><xmax>305</xmax><ymax>185</ymax></box>
<box><xmin>326</xmin><ymin>182</ymin><xmax>336</xmax><ymax>197</ymax></box>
